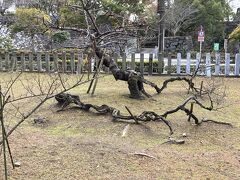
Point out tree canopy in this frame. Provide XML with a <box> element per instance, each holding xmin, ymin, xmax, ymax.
<box><xmin>0</xmin><ymin>0</ymin><xmax>237</xmax><ymax>51</ymax></box>
<box><xmin>10</xmin><ymin>8</ymin><xmax>50</xmax><ymax>37</ymax></box>
<box><xmin>229</xmin><ymin>25</ymin><xmax>240</xmax><ymax>41</ymax></box>
<box><xmin>176</xmin><ymin>0</ymin><xmax>232</xmax><ymax>49</ymax></box>
<box><xmin>1</xmin><ymin>0</ymin><xmax>154</xmax><ymax>50</ymax></box>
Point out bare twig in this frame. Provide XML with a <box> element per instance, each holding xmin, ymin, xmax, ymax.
<box><xmin>200</xmin><ymin>118</ymin><xmax>233</xmax><ymax>127</ymax></box>
<box><xmin>132</xmin><ymin>152</ymin><xmax>157</xmax><ymax>159</ymax></box>
<box><xmin>0</xmin><ymin>74</ymin><xmax>111</xmax><ymax>145</ymax></box>
<box><xmin>3</xmin><ymin>72</ymin><xmax>22</xmax><ymax>97</ymax></box>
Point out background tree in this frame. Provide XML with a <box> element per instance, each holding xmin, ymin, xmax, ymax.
<box><xmin>165</xmin><ymin>1</ymin><xmax>198</xmax><ymax>36</ymax></box>
<box><xmin>1</xmin><ymin>0</ymin><xmax>153</xmax><ymax>51</ymax></box>
<box><xmin>177</xmin><ymin>0</ymin><xmax>232</xmax><ymax>50</ymax></box>
<box><xmin>229</xmin><ymin>25</ymin><xmax>240</xmax><ymax>40</ymax></box>
<box><xmin>0</xmin><ymin>35</ymin><xmax>13</xmax><ymax>49</ymax></box>
<box><xmin>10</xmin><ymin>8</ymin><xmax>50</xmax><ymax>36</ymax></box>
<box><xmin>229</xmin><ymin>24</ymin><xmax>240</xmax><ymax>53</ymax></box>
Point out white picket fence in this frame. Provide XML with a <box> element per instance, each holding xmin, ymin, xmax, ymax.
<box><xmin>120</xmin><ymin>52</ymin><xmax>240</xmax><ymax>76</ymax></box>
<box><xmin>0</xmin><ymin>50</ymin><xmax>240</xmax><ymax>76</ymax></box>
<box><xmin>172</xmin><ymin>52</ymin><xmax>240</xmax><ymax>76</ymax></box>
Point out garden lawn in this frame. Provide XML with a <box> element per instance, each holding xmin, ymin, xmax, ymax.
<box><xmin>0</xmin><ymin>73</ymin><xmax>240</xmax><ymax>179</ymax></box>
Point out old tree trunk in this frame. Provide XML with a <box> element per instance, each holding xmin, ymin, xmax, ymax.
<box><xmin>95</xmin><ymin>48</ymin><xmax>160</xmax><ymax>99</ymax></box>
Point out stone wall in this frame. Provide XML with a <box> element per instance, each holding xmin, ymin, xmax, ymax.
<box><xmin>164</xmin><ymin>36</ymin><xmax>193</xmax><ymax>52</ymax></box>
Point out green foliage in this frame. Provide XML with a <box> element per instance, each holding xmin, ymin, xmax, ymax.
<box><xmin>174</xmin><ymin>0</ymin><xmax>232</xmax><ymax>49</ymax></box>
<box><xmin>8</xmin><ymin>0</ymin><xmax>151</xmax><ymax>38</ymax></box>
<box><xmin>52</xmin><ymin>31</ymin><xmax>70</xmax><ymax>43</ymax></box>
<box><xmin>193</xmin><ymin>0</ymin><xmax>230</xmax><ymax>43</ymax></box>
<box><xmin>10</xmin><ymin>8</ymin><xmax>50</xmax><ymax>37</ymax></box>
<box><xmin>229</xmin><ymin>25</ymin><xmax>240</xmax><ymax>41</ymax></box>
<box><xmin>0</xmin><ymin>36</ymin><xmax>13</xmax><ymax>50</ymax></box>
<box><xmin>59</xmin><ymin>7</ymin><xmax>86</xmax><ymax>28</ymax></box>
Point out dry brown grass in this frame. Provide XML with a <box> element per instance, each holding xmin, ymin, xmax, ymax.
<box><xmin>0</xmin><ymin>72</ymin><xmax>240</xmax><ymax>179</ymax></box>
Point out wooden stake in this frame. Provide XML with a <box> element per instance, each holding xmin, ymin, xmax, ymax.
<box><xmin>200</xmin><ymin>81</ymin><xmax>203</xmax><ymax>97</ymax></box>
<box><xmin>87</xmin><ymin>56</ymin><xmax>100</xmax><ymax>94</ymax></box>
<box><xmin>188</xmin><ymin>102</ymin><xmax>194</xmax><ymax>122</ymax></box>
<box><xmin>91</xmin><ymin>56</ymin><xmax>104</xmax><ymax>95</ymax></box>
<box><xmin>125</xmin><ymin>106</ymin><xmax>138</xmax><ymax>124</ymax></box>
<box><xmin>88</xmin><ymin>50</ymin><xmax>106</xmax><ymax>94</ymax></box>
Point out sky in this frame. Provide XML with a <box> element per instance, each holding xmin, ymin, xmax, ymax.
<box><xmin>229</xmin><ymin>0</ymin><xmax>240</xmax><ymax>12</ymax></box>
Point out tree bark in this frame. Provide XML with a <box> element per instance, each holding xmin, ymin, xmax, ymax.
<box><xmin>95</xmin><ymin>48</ymin><xmax>146</xmax><ymax>98</ymax></box>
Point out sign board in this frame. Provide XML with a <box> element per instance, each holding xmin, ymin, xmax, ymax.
<box><xmin>214</xmin><ymin>43</ymin><xmax>219</xmax><ymax>51</ymax></box>
<box><xmin>198</xmin><ymin>30</ymin><xmax>204</xmax><ymax>42</ymax></box>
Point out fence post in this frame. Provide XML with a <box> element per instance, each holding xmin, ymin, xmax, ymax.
<box><xmin>0</xmin><ymin>52</ymin><xmax>2</xmax><ymax>71</ymax></box>
<box><xmin>5</xmin><ymin>52</ymin><xmax>9</xmax><ymax>71</ymax></box>
<box><xmin>11</xmin><ymin>52</ymin><xmax>17</xmax><ymax>71</ymax></box>
<box><xmin>195</xmin><ymin>53</ymin><xmax>201</xmax><ymax>73</ymax></box>
<box><xmin>206</xmin><ymin>53</ymin><xmax>211</xmax><ymax>77</ymax></box>
<box><xmin>235</xmin><ymin>53</ymin><xmax>240</xmax><ymax>76</ymax></box>
<box><xmin>167</xmin><ymin>53</ymin><xmax>172</xmax><ymax>75</ymax></box>
<box><xmin>37</xmin><ymin>52</ymin><xmax>42</xmax><ymax>72</ymax></box>
<box><xmin>77</xmin><ymin>52</ymin><xmax>82</xmax><ymax>74</ymax></box>
<box><xmin>70</xmin><ymin>52</ymin><xmax>75</xmax><ymax>73</ymax></box>
<box><xmin>140</xmin><ymin>53</ymin><xmax>144</xmax><ymax>75</ymax></box>
<box><xmin>149</xmin><ymin>53</ymin><xmax>153</xmax><ymax>75</ymax></box>
<box><xmin>62</xmin><ymin>51</ymin><xmax>66</xmax><ymax>73</ymax></box>
<box><xmin>215</xmin><ymin>53</ymin><xmax>220</xmax><ymax>75</ymax></box>
<box><xmin>158</xmin><ymin>53</ymin><xmax>163</xmax><ymax>74</ymax></box>
<box><xmin>53</xmin><ymin>52</ymin><xmax>58</xmax><ymax>72</ymax></box>
<box><xmin>177</xmin><ymin>53</ymin><xmax>181</xmax><ymax>75</ymax></box>
<box><xmin>131</xmin><ymin>53</ymin><xmax>135</xmax><ymax>70</ymax></box>
<box><xmin>225</xmin><ymin>53</ymin><xmax>230</xmax><ymax>76</ymax></box>
<box><xmin>45</xmin><ymin>52</ymin><xmax>50</xmax><ymax>72</ymax></box>
<box><xmin>29</xmin><ymin>52</ymin><xmax>33</xmax><ymax>72</ymax></box>
<box><xmin>186</xmin><ymin>52</ymin><xmax>191</xmax><ymax>74</ymax></box>
<box><xmin>122</xmin><ymin>53</ymin><xmax>126</xmax><ymax>71</ymax></box>
<box><xmin>21</xmin><ymin>52</ymin><xmax>25</xmax><ymax>71</ymax></box>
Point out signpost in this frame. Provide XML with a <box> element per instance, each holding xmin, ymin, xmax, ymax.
<box><xmin>197</xmin><ymin>26</ymin><xmax>204</xmax><ymax>68</ymax></box>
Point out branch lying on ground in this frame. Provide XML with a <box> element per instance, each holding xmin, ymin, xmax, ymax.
<box><xmin>55</xmin><ymin>93</ymin><xmax>173</xmax><ymax>134</ymax></box>
<box><xmin>200</xmin><ymin>118</ymin><xmax>233</xmax><ymax>127</ymax></box>
<box><xmin>54</xmin><ymin>92</ymin><xmax>220</xmax><ymax>135</ymax></box>
<box><xmin>132</xmin><ymin>152</ymin><xmax>157</xmax><ymax>159</ymax></box>
<box><xmin>161</xmin><ymin>95</ymin><xmax>213</xmax><ymax>124</ymax></box>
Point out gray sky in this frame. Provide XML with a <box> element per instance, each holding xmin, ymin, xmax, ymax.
<box><xmin>229</xmin><ymin>0</ymin><xmax>240</xmax><ymax>12</ymax></box>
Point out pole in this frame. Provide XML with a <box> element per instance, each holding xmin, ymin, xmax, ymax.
<box><xmin>200</xmin><ymin>41</ymin><xmax>202</xmax><ymax>60</ymax></box>
<box><xmin>199</xmin><ymin>25</ymin><xmax>203</xmax><ymax>61</ymax></box>
<box><xmin>158</xmin><ymin>0</ymin><xmax>165</xmax><ymax>53</ymax></box>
